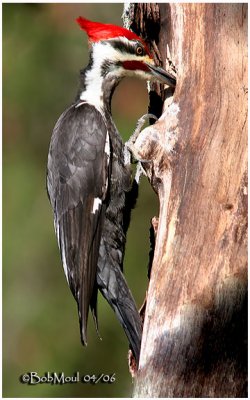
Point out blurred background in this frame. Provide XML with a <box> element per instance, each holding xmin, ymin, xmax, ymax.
<box><xmin>3</xmin><ymin>3</ymin><xmax>158</xmax><ymax>397</ymax></box>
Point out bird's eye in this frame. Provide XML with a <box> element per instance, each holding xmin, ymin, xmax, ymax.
<box><xmin>136</xmin><ymin>45</ymin><xmax>144</xmax><ymax>56</ymax></box>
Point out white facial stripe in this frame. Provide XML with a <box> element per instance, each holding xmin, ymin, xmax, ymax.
<box><xmin>92</xmin><ymin>37</ymin><xmax>149</xmax><ymax>63</ymax></box>
<box><xmin>80</xmin><ymin>39</ymin><xmax>152</xmax><ymax>109</ymax></box>
<box><xmin>92</xmin><ymin>197</ymin><xmax>102</xmax><ymax>214</ymax></box>
<box><xmin>106</xmin><ymin>36</ymin><xmax>149</xmax><ymax>62</ymax></box>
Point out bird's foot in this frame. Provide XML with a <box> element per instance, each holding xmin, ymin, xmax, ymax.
<box><xmin>124</xmin><ymin>113</ymin><xmax>158</xmax><ymax>165</ymax></box>
<box><xmin>124</xmin><ymin>113</ymin><xmax>157</xmax><ymax>184</ymax></box>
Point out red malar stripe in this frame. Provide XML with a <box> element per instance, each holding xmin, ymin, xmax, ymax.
<box><xmin>122</xmin><ymin>61</ymin><xmax>150</xmax><ymax>72</ymax></box>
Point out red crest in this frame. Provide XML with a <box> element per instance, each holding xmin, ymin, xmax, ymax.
<box><xmin>76</xmin><ymin>17</ymin><xmax>147</xmax><ymax>48</ymax></box>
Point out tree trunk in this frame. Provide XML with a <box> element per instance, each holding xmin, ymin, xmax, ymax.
<box><xmin>124</xmin><ymin>3</ymin><xmax>247</xmax><ymax>397</ymax></box>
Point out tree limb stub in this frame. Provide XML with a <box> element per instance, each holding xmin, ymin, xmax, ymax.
<box><xmin>128</xmin><ymin>3</ymin><xmax>247</xmax><ymax>397</ymax></box>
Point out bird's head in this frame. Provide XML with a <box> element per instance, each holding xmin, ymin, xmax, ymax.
<box><xmin>76</xmin><ymin>17</ymin><xmax>176</xmax><ymax>87</ymax></box>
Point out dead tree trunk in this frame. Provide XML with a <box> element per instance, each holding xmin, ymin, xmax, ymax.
<box><xmin>124</xmin><ymin>3</ymin><xmax>247</xmax><ymax>397</ymax></box>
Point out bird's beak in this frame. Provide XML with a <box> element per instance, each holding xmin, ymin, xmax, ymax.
<box><xmin>144</xmin><ymin>58</ymin><xmax>176</xmax><ymax>87</ymax></box>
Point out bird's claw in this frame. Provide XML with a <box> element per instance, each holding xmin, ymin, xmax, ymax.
<box><xmin>124</xmin><ymin>113</ymin><xmax>158</xmax><ymax>166</ymax></box>
<box><xmin>127</xmin><ymin>113</ymin><xmax>158</xmax><ymax>149</ymax></box>
<box><xmin>124</xmin><ymin>113</ymin><xmax>156</xmax><ymax>183</ymax></box>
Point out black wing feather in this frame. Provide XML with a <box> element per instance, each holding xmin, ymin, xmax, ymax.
<box><xmin>47</xmin><ymin>103</ymin><xmax>109</xmax><ymax>344</ymax></box>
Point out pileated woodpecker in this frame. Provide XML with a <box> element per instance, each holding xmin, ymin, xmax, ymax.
<box><xmin>47</xmin><ymin>17</ymin><xmax>175</xmax><ymax>364</ymax></box>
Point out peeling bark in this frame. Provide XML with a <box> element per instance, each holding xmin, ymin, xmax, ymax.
<box><xmin>125</xmin><ymin>3</ymin><xmax>248</xmax><ymax>397</ymax></box>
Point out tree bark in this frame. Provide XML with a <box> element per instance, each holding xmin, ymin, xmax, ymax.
<box><xmin>125</xmin><ymin>3</ymin><xmax>247</xmax><ymax>397</ymax></box>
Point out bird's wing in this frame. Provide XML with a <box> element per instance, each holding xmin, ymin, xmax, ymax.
<box><xmin>47</xmin><ymin>103</ymin><xmax>109</xmax><ymax>344</ymax></box>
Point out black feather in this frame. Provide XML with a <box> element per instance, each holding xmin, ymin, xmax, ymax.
<box><xmin>47</xmin><ymin>73</ymin><xmax>143</xmax><ymax>363</ymax></box>
<box><xmin>47</xmin><ymin>103</ymin><xmax>108</xmax><ymax>344</ymax></box>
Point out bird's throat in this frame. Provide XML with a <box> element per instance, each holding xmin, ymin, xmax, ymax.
<box><xmin>78</xmin><ymin>58</ymin><xmax>121</xmax><ymax>116</ymax></box>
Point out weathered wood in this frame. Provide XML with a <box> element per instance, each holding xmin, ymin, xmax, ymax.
<box><xmin>126</xmin><ymin>3</ymin><xmax>247</xmax><ymax>397</ymax></box>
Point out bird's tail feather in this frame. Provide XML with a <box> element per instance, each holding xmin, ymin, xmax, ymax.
<box><xmin>97</xmin><ymin>262</ymin><xmax>142</xmax><ymax>365</ymax></box>
<box><xmin>112</xmin><ymin>298</ymin><xmax>142</xmax><ymax>364</ymax></box>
